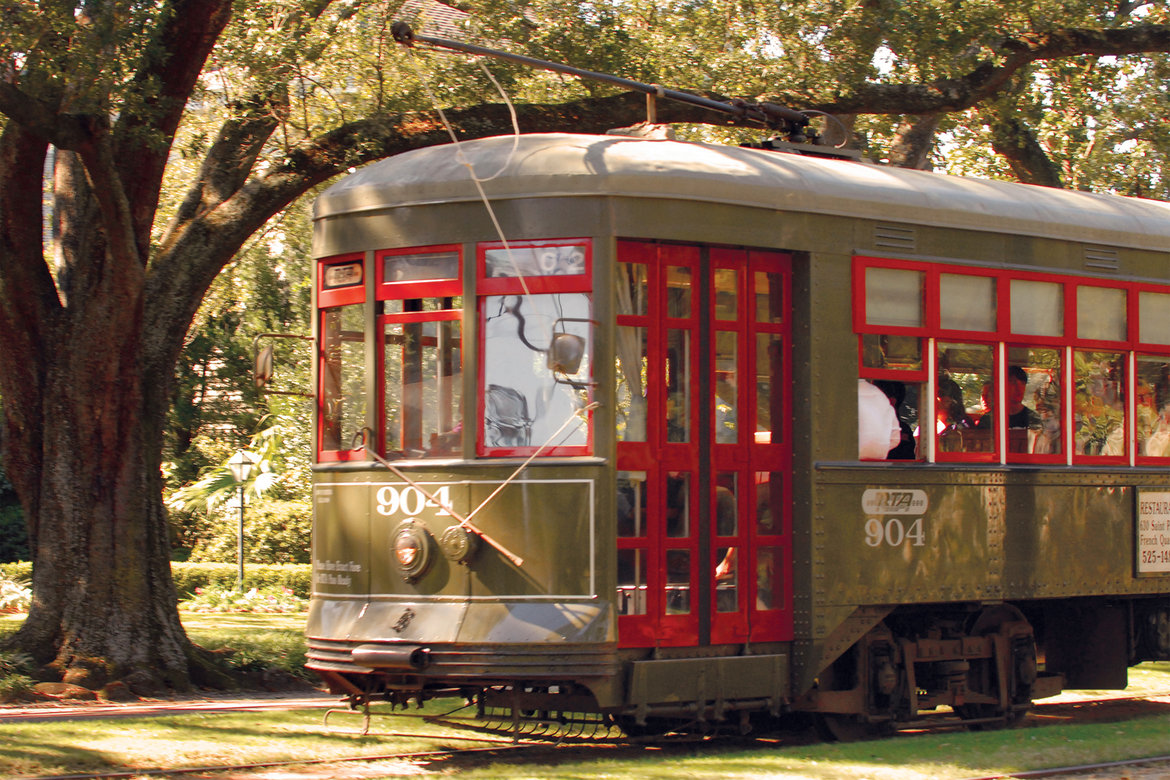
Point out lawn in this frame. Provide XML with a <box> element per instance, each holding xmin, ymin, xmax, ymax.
<box><xmin>2</xmin><ymin>699</ymin><xmax>1170</xmax><ymax>779</ymax></box>
<box><xmin>3</xmin><ymin>613</ymin><xmax>1170</xmax><ymax>778</ymax></box>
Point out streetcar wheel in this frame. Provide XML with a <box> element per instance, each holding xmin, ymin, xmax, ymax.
<box><xmin>957</xmin><ymin>605</ymin><xmax>1035</xmax><ymax>730</ymax></box>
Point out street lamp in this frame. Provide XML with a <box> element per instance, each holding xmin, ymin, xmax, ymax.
<box><xmin>227</xmin><ymin>450</ymin><xmax>259</xmax><ymax>591</ymax></box>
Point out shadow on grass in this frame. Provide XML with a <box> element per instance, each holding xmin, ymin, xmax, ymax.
<box><xmin>0</xmin><ymin>734</ymin><xmax>121</xmax><ymax>777</ymax></box>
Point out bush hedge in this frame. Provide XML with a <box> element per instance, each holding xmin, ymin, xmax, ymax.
<box><xmin>172</xmin><ymin>562</ymin><xmax>312</xmax><ymax>599</ymax></box>
<box><xmin>0</xmin><ymin>562</ymin><xmax>30</xmax><ymax>582</ymax></box>
<box><xmin>0</xmin><ymin>562</ymin><xmax>312</xmax><ymax>600</ymax></box>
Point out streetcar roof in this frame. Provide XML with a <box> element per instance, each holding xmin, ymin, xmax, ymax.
<box><xmin>315</xmin><ymin>133</ymin><xmax>1170</xmax><ymax>252</ymax></box>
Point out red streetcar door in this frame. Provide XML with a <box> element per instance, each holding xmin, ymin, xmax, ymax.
<box><xmin>615</xmin><ymin>242</ymin><xmax>793</xmax><ymax>648</ymax></box>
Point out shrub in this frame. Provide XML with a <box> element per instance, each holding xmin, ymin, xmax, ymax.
<box><xmin>171</xmin><ymin>562</ymin><xmax>311</xmax><ymax>599</ymax></box>
<box><xmin>0</xmin><ymin>650</ymin><xmax>35</xmax><ymax>703</ymax></box>
<box><xmin>180</xmin><ymin>584</ymin><xmax>306</xmax><ymax>613</ymax></box>
<box><xmin>0</xmin><ymin>504</ymin><xmax>28</xmax><ymax>564</ymax></box>
<box><xmin>0</xmin><ymin>562</ymin><xmax>31</xmax><ymax>583</ymax></box>
<box><xmin>0</xmin><ymin>562</ymin><xmax>313</xmax><ymax>604</ymax></box>
<box><xmin>0</xmin><ymin>574</ymin><xmax>30</xmax><ymax>613</ymax></box>
<box><xmin>0</xmin><ymin>673</ymin><xmax>34</xmax><ymax>702</ymax></box>
<box><xmin>185</xmin><ymin>499</ymin><xmax>311</xmax><ymax>565</ymax></box>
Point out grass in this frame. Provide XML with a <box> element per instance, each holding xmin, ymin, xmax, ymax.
<box><xmin>0</xmin><ymin>703</ymin><xmax>499</xmax><ymax>778</ymax></box>
<box><xmin>2</xmin><ymin>701</ymin><xmax>1170</xmax><ymax>779</ymax></box>
<box><xmin>182</xmin><ymin>610</ymin><xmax>312</xmax><ymax>681</ymax></box>
<box><xmin>1</xmin><ymin>610</ymin><xmax>314</xmax><ymax>686</ymax></box>
<box><xmin>3</xmin><ymin>612</ymin><xmax>1170</xmax><ymax>777</ymax></box>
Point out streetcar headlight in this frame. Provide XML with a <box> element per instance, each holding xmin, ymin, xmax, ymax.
<box><xmin>392</xmin><ymin>522</ymin><xmax>434</xmax><ymax>582</ymax></box>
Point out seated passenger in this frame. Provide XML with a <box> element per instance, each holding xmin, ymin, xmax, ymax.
<box><xmin>858</xmin><ymin>379</ymin><xmax>900</xmax><ymax>459</ymax></box>
<box><xmin>874</xmin><ymin>380</ymin><xmax>917</xmax><ymax>459</ymax></box>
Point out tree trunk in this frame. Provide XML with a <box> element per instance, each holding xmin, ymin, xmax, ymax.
<box><xmin>16</xmin><ymin>396</ymin><xmax>192</xmax><ymax>691</ymax></box>
<box><xmin>2</xmin><ymin>143</ymin><xmax>196</xmax><ymax>691</ymax></box>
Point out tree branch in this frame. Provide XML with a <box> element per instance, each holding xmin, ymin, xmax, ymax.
<box><xmin>808</xmin><ymin>24</ymin><xmax>1170</xmax><ymax>116</ymax></box>
<box><xmin>114</xmin><ymin>0</ymin><xmax>234</xmax><ymax>252</ymax></box>
<box><xmin>981</xmin><ymin>106</ymin><xmax>1064</xmax><ymax>187</ymax></box>
<box><xmin>0</xmin><ymin>124</ymin><xmax>61</xmax><ymax>541</ymax></box>
<box><xmin>0</xmin><ymin>82</ymin><xmax>91</xmax><ymax>150</ymax></box>
<box><xmin>887</xmin><ymin>113</ymin><xmax>942</xmax><ymax>170</ymax></box>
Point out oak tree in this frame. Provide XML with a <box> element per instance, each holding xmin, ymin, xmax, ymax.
<box><xmin>2</xmin><ymin>0</ymin><xmax>1170</xmax><ymax>689</ymax></box>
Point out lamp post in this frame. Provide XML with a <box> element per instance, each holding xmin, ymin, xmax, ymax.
<box><xmin>227</xmin><ymin>450</ymin><xmax>258</xmax><ymax>591</ymax></box>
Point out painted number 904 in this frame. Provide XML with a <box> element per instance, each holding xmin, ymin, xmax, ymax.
<box><xmin>864</xmin><ymin>516</ymin><xmax>925</xmax><ymax>548</ymax></box>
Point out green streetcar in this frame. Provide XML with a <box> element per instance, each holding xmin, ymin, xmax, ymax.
<box><xmin>304</xmin><ymin>131</ymin><xmax>1170</xmax><ymax>737</ymax></box>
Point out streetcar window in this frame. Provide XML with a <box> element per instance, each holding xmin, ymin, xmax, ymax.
<box><xmin>665</xmin><ymin>550</ymin><xmax>691</xmax><ymax>615</ymax></box>
<box><xmin>936</xmin><ymin>343</ymin><xmax>995</xmax><ymax>457</ymax></box>
<box><xmin>377</xmin><ymin>246</ymin><xmax>463</xmax><ymax>459</ymax></box>
<box><xmin>483</xmin><ymin>244</ymin><xmax>585</xmax><ymax>278</ymax></box>
<box><xmin>1078</xmin><ymin>285</ymin><xmax>1126</xmax><ymax>342</ymax></box>
<box><xmin>666</xmin><ymin>265</ymin><xmax>693</xmax><ymax>318</ymax></box>
<box><xmin>1074</xmin><ymin>351</ymin><xmax>1126</xmax><ymax>457</ymax></box>
<box><xmin>383</xmin><ymin>318</ymin><xmax>461</xmax><ymax>457</ymax></box>
<box><xmin>755</xmin><ymin>268</ymin><xmax>784</xmax><ymax>324</ymax></box>
<box><xmin>754</xmin><ymin>474</ymin><xmax>784</xmax><ymax>612</ymax></box>
<box><xmin>940</xmin><ymin>273</ymin><xmax>996</xmax><ymax>332</ymax></box>
<box><xmin>854</xmin><ymin>256</ymin><xmax>1170</xmax><ymax>465</ymax></box>
<box><xmin>619</xmin><ymin>262</ymin><xmax>649</xmax><ymax>315</ymax></box>
<box><xmin>477</xmin><ymin>240</ymin><xmax>593</xmax><ymax>457</ymax></box>
<box><xmin>1010</xmin><ymin>279</ymin><xmax>1063</xmax><ymax>337</ymax></box>
<box><xmin>615</xmin><ymin>325</ymin><xmax>648</xmax><ymax>442</ymax></box>
<box><xmin>481</xmin><ymin>292</ymin><xmax>592</xmax><ymax>453</ymax></box>
<box><xmin>1140</xmin><ymin>292</ymin><xmax>1170</xmax><ymax>345</ymax></box>
<box><xmin>861</xmin><ymin>334</ymin><xmax>923</xmax><ymax>371</ymax></box>
<box><xmin>865</xmin><ymin>267</ymin><xmax>923</xmax><ymax>328</ymax></box>
<box><xmin>714</xmin><ymin>267</ymin><xmax>738</xmax><ymax>320</ymax></box>
<box><xmin>756</xmin><ymin>333</ymin><xmax>784</xmax><ymax>444</ymax></box>
<box><xmin>1006</xmin><ymin>347</ymin><xmax>1062</xmax><ymax>456</ymax></box>
<box><xmin>617</xmin><ymin>549</ymin><xmax>647</xmax><ymax>615</ymax></box>
<box><xmin>714</xmin><ymin>332</ymin><xmax>738</xmax><ymax>443</ymax></box>
<box><xmin>383</xmin><ymin>250</ymin><xmax>459</xmax><ymax>283</ymax></box>
<box><xmin>1137</xmin><ymin>356</ymin><xmax>1170</xmax><ymax>458</ymax></box>
<box><xmin>665</xmin><ymin>329</ymin><xmax>691</xmax><ymax>443</ymax></box>
<box><xmin>756</xmin><ymin>547</ymin><xmax>781</xmax><ymax>611</ymax></box>
<box><xmin>319</xmin><ymin>304</ymin><xmax>367</xmax><ymax>459</ymax></box>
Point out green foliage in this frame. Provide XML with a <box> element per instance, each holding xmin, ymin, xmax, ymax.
<box><xmin>167</xmin><ymin>414</ymin><xmax>312</xmax><ymax>563</ymax></box>
<box><xmin>0</xmin><ymin>505</ymin><xmax>27</xmax><ymax>565</ymax></box>
<box><xmin>183</xmin><ymin>613</ymin><xmax>313</xmax><ymax>682</ymax></box>
<box><xmin>0</xmin><ymin>575</ymin><xmax>31</xmax><ymax>613</ymax></box>
<box><xmin>183</xmin><ymin>499</ymin><xmax>312</xmax><ymax>565</ymax></box>
<box><xmin>180</xmin><ymin>584</ymin><xmax>306</xmax><ymax>613</ymax></box>
<box><xmin>170</xmin><ymin>562</ymin><xmax>311</xmax><ymax>599</ymax></box>
<box><xmin>0</xmin><ymin>562</ymin><xmax>32</xmax><ymax>583</ymax></box>
<box><xmin>0</xmin><ymin>463</ymin><xmax>27</xmax><ymax>564</ymax></box>
<box><xmin>0</xmin><ymin>647</ymin><xmax>35</xmax><ymax>703</ymax></box>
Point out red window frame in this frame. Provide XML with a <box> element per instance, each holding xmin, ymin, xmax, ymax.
<box><xmin>855</xmin><ymin>255</ymin><xmax>1170</xmax><ymax>466</ymax></box>
<box><xmin>376</xmin><ymin>245</ymin><xmax>463</xmax><ymax>458</ymax></box>
<box><xmin>317</xmin><ymin>253</ymin><xmax>367</xmax><ymax>462</ymax></box>
<box><xmin>616</xmin><ymin>241</ymin><xmax>701</xmax><ymax>647</ymax></box>
<box><xmin>476</xmin><ymin>238</ymin><xmax>594</xmax><ymax>458</ymax></box>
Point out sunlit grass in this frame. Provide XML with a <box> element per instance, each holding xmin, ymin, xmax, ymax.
<box><xmin>5</xmin><ymin>704</ymin><xmax>1170</xmax><ymax>779</ymax></box>
<box><xmin>451</xmin><ymin>715</ymin><xmax>1170</xmax><ymax>779</ymax></box>
<box><xmin>0</xmin><ymin>704</ymin><xmax>497</xmax><ymax>777</ymax></box>
<box><xmin>3</xmin><ymin>612</ymin><xmax>1170</xmax><ymax>777</ymax></box>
